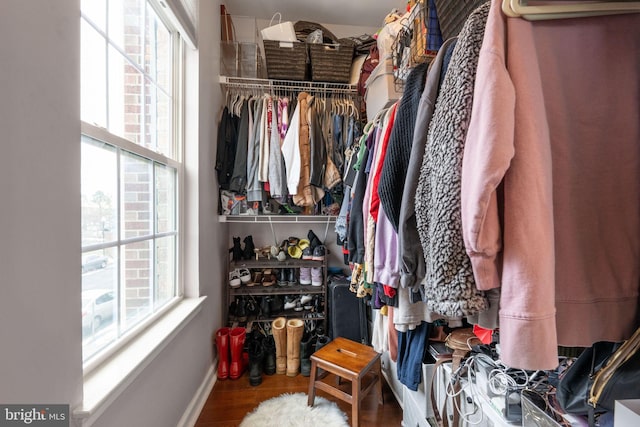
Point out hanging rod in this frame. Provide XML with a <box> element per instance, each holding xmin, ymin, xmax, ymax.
<box><xmin>219</xmin><ymin>76</ymin><xmax>358</xmax><ymax>95</ymax></box>
<box><xmin>502</xmin><ymin>0</ymin><xmax>640</xmax><ymax>20</ymax></box>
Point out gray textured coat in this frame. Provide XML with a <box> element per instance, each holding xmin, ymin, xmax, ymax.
<box><xmin>414</xmin><ymin>2</ymin><xmax>490</xmax><ymax>318</ymax></box>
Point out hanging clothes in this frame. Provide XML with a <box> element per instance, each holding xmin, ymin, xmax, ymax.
<box><xmin>462</xmin><ymin>0</ymin><xmax>640</xmax><ymax>370</ymax></box>
<box><xmin>246</xmin><ymin>98</ymin><xmax>263</xmax><ymax>202</ymax></box>
<box><xmin>394</xmin><ymin>38</ymin><xmax>460</xmax><ymax>335</ymax></box>
<box><xmin>268</xmin><ymin>95</ymin><xmax>287</xmax><ymax>199</ymax></box>
<box><xmin>281</xmin><ymin>101</ymin><xmax>301</xmax><ymax>195</ymax></box>
<box><xmin>398</xmin><ymin>36</ymin><xmax>457</xmax><ymax>297</ymax></box>
<box><xmin>215</xmin><ymin>106</ymin><xmax>238</xmax><ymax>191</ymax></box>
<box><xmin>293</xmin><ymin>92</ymin><xmax>324</xmax><ymax>207</ymax></box>
<box><xmin>258</xmin><ymin>95</ymin><xmax>270</xmax><ymax>184</ymax></box>
<box><xmin>229</xmin><ymin>100</ymin><xmax>249</xmax><ymax>193</ymax></box>
<box><xmin>377</xmin><ymin>61</ymin><xmax>430</xmax><ymax>232</ymax></box>
<box><xmin>414</xmin><ymin>2</ymin><xmax>490</xmax><ymax>320</ymax></box>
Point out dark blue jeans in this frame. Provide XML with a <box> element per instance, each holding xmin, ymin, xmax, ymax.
<box><xmin>397</xmin><ymin>321</ymin><xmax>429</xmax><ymax>391</ymax></box>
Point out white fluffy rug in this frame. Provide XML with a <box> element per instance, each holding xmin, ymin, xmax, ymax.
<box><xmin>239</xmin><ymin>392</ymin><xmax>349</xmax><ymax>427</ymax></box>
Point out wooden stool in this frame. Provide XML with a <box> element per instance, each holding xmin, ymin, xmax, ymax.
<box><xmin>307</xmin><ymin>337</ymin><xmax>383</xmax><ymax>427</ymax></box>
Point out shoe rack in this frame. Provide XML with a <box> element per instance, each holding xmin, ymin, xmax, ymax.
<box><xmin>226</xmin><ymin>256</ymin><xmax>328</xmax><ymax>328</ymax></box>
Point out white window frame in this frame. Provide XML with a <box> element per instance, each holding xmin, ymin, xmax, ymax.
<box><xmin>80</xmin><ymin>0</ymin><xmax>186</xmax><ymax>375</ymax></box>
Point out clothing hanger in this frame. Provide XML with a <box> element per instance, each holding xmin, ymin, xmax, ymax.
<box><xmin>346</xmin><ymin>98</ymin><xmax>356</xmax><ymax>118</ymax></box>
<box><xmin>230</xmin><ymin>92</ymin><xmax>242</xmax><ymax>115</ymax></box>
<box><xmin>502</xmin><ymin>0</ymin><xmax>640</xmax><ymax>20</ymax></box>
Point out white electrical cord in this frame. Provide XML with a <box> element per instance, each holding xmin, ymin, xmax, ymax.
<box><xmin>440</xmin><ymin>353</ymin><xmax>544</xmax><ymax>426</ymax></box>
<box><xmin>442</xmin><ymin>356</ymin><xmax>485</xmax><ymax>425</ymax></box>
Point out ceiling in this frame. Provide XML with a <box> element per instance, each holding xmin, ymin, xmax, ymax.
<box><xmin>224</xmin><ymin>0</ymin><xmax>408</xmax><ymax>28</ymax></box>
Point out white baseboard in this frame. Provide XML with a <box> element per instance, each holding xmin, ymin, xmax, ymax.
<box><xmin>177</xmin><ymin>363</ymin><xmax>217</xmax><ymax>427</ymax></box>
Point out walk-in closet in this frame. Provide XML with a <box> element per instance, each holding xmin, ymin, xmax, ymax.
<box><xmin>3</xmin><ymin>1</ymin><xmax>638</xmax><ymax>426</ymax></box>
<box><xmin>205</xmin><ymin>1</ymin><xmax>640</xmax><ymax>426</ymax></box>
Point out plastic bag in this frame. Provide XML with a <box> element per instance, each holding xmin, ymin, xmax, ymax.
<box><xmin>306</xmin><ymin>29</ymin><xmax>323</xmax><ymax>44</ymax></box>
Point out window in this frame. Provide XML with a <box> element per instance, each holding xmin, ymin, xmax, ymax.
<box><xmin>81</xmin><ymin>0</ymin><xmax>183</xmax><ymax>367</ymax></box>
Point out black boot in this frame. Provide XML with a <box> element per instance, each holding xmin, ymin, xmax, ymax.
<box><xmin>260</xmin><ymin>296</ymin><xmax>271</xmax><ymax>318</ymax></box>
<box><xmin>235</xmin><ymin>297</ymin><xmax>247</xmax><ymax>323</ymax></box>
<box><xmin>248</xmin><ymin>339</ymin><xmax>264</xmax><ymax>386</ymax></box>
<box><xmin>269</xmin><ymin>295</ymin><xmax>283</xmax><ymax>315</ymax></box>
<box><xmin>262</xmin><ymin>335</ymin><xmax>276</xmax><ymax>375</ymax></box>
<box><xmin>300</xmin><ymin>332</ymin><xmax>316</xmax><ymax>376</ymax></box>
<box><xmin>245</xmin><ymin>296</ymin><xmax>259</xmax><ymax>319</ymax></box>
<box><xmin>229</xmin><ymin>236</ymin><xmax>243</xmax><ymax>262</ymax></box>
<box><xmin>307</xmin><ymin>229</ymin><xmax>322</xmax><ymax>250</ymax></box>
<box><xmin>315</xmin><ymin>331</ymin><xmax>330</xmax><ymax>352</ymax></box>
<box><xmin>314</xmin><ymin>332</ymin><xmax>331</xmax><ymax>376</ymax></box>
<box><xmin>243</xmin><ymin>235</ymin><xmax>255</xmax><ymax>260</ymax></box>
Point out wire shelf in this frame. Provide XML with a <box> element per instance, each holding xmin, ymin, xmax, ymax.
<box><xmin>219</xmin><ymin>76</ymin><xmax>358</xmax><ymax>96</ymax></box>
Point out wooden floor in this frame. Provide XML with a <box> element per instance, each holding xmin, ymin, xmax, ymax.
<box><xmin>194</xmin><ymin>369</ymin><xmax>403</xmax><ymax>427</ymax></box>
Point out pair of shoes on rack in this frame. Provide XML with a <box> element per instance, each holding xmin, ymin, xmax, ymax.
<box><xmin>254</xmin><ymin>246</ymin><xmax>272</xmax><ymax>260</ymax></box>
<box><xmin>303</xmin><ymin>230</ymin><xmax>326</xmax><ymax>261</ymax></box>
<box><xmin>300</xmin><ymin>294</ymin><xmax>313</xmax><ymax>310</ymax></box>
<box><xmin>229</xmin><ymin>268</ymin><xmax>251</xmax><ymax>288</ymax></box>
<box><xmin>276</xmin><ymin>268</ymin><xmax>297</xmax><ymax>286</ymax></box>
<box><xmin>287</xmin><ymin>237</ymin><xmax>310</xmax><ymax>259</ymax></box>
<box><xmin>261</xmin><ymin>269</ymin><xmax>277</xmax><ymax>287</ymax></box>
<box><xmin>229</xmin><ymin>297</ymin><xmax>247</xmax><ymax>323</ymax></box>
<box><xmin>229</xmin><ymin>235</ymin><xmax>256</xmax><ymax>261</ymax></box>
<box><xmin>247</xmin><ymin>270</ymin><xmax>262</xmax><ymax>287</ymax></box>
<box><xmin>284</xmin><ymin>296</ymin><xmax>304</xmax><ymax>312</ymax></box>
<box><xmin>299</xmin><ymin>266</ymin><xmax>323</xmax><ymax>286</ymax></box>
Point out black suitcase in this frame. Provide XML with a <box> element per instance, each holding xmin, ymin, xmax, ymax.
<box><xmin>327</xmin><ymin>275</ymin><xmax>370</xmax><ymax>345</ymax></box>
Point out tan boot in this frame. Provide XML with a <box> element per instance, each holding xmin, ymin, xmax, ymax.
<box><xmin>286</xmin><ymin>318</ymin><xmax>304</xmax><ymax>377</ymax></box>
<box><xmin>271</xmin><ymin>317</ymin><xmax>287</xmax><ymax>375</ymax></box>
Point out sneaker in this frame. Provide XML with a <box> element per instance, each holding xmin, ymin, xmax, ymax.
<box><xmin>294</xmin><ymin>300</ymin><xmax>304</xmax><ymax>312</ymax></box>
<box><xmin>239</xmin><ymin>268</ymin><xmax>251</xmax><ymax>285</ymax></box>
<box><xmin>312</xmin><ymin>245</ymin><xmax>326</xmax><ymax>261</ymax></box>
<box><xmin>311</xmin><ymin>267</ymin><xmax>323</xmax><ymax>287</ymax></box>
<box><xmin>299</xmin><ymin>267</ymin><xmax>311</xmax><ymax>285</ymax></box>
<box><xmin>300</xmin><ymin>294</ymin><xmax>313</xmax><ymax>307</ymax></box>
<box><xmin>284</xmin><ymin>296</ymin><xmax>299</xmax><ymax>311</ymax></box>
<box><xmin>229</xmin><ymin>269</ymin><xmax>242</xmax><ymax>288</ymax></box>
<box><xmin>301</xmin><ymin>246</ymin><xmax>314</xmax><ymax>260</ymax></box>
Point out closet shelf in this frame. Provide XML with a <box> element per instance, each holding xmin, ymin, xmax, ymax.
<box><xmin>219</xmin><ymin>75</ymin><xmax>357</xmax><ymax>95</ymax></box>
<box><xmin>229</xmin><ymin>284</ymin><xmax>325</xmax><ymax>297</ymax></box>
<box><xmin>220</xmin><ymin>214</ymin><xmax>336</xmax><ymax>224</ymax></box>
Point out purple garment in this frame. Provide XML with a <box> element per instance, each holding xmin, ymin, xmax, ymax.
<box><xmin>373</xmin><ymin>204</ymin><xmax>400</xmax><ymax>288</ymax></box>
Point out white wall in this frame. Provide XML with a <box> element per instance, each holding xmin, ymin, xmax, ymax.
<box><xmin>0</xmin><ymin>0</ymin><xmax>83</xmax><ymax>407</ymax></box>
<box><xmin>0</xmin><ymin>0</ymin><xmax>225</xmax><ymax>425</ymax></box>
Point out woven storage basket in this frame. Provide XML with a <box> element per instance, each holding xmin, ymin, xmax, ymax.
<box><xmin>263</xmin><ymin>40</ymin><xmax>308</xmax><ymax>81</ymax></box>
<box><xmin>309</xmin><ymin>43</ymin><xmax>354</xmax><ymax>83</ymax></box>
<box><xmin>434</xmin><ymin>0</ymin><xmax>487</xmax><ymax>40</ymax></box>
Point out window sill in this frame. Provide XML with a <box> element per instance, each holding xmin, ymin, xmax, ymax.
<box><xmin>72</xmin><ymin>296</ymin><xmax>207</xmax><ymax>426</ymax></box>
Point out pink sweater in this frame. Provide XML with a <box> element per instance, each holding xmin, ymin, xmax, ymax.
<box><xmin>463</xmin><ymin>0</ymin><xmax>640</xmax><ymax>370</ymax></box>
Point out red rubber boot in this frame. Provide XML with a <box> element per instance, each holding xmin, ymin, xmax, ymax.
<box><xmin>229</xmin><ymin>327</ymin><xmax>247</xmax><ymax>380</ymax></box>
<box><xmin>215</xmin><ymin>327</ymin><xmax>230</xmax><ymax>380</ymax></box>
